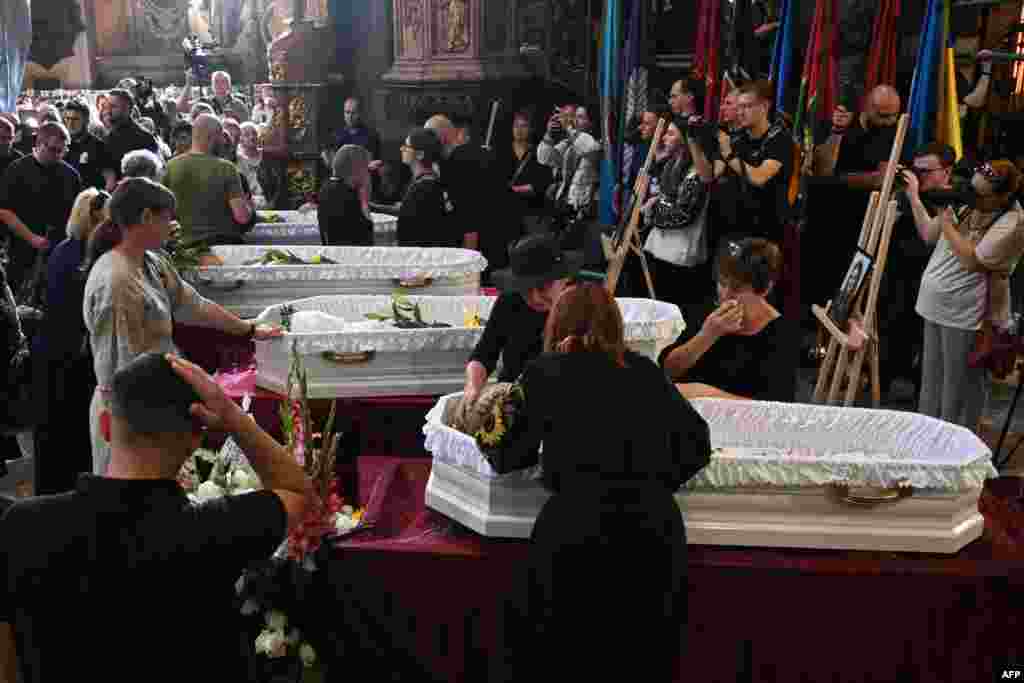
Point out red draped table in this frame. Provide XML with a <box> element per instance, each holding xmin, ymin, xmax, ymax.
<box><xmin>330</xmin><ymin>457</ymin><xmax>1024</xmax><ymax>683</ymax></box>
<box><xmin>187</xmin><ymin>325</ymin><xmax>1024</xmax><ymax>682</ymax></box>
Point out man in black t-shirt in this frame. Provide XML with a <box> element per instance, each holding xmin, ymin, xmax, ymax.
<box><xmin>0</xmin><ymin>353</ymin><xmax>310</xmax><ymax>683</ymax></box>
<box><xmin>0</xmin><ymin>121</ymin><xmax>81</xmax><ymax>290</ymax></box>
<box><xmin>61</xmin><ymin>99</ymin><xmax>115</xmax><ymax>191</ymax></box>
<box><xmin>716</xmin><ymin>79</ymin><xmax>793</xmax><ymax>244</ymax></box>
<box><xmin>0</xmin><ymin>117</ymin><xmax>22</xmax><ymax>181</ymax></box>
<box><xmin>102</xmin><ymin>89</ymin><xmax>159</xmax><ymax>190</ymax></box>
<box><xmin>814</xmin><ymin>85</ymin><xmax>903</xmax><ymax>184</ymax></box>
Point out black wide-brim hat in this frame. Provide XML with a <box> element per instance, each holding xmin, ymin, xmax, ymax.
<box><xmin>492</xmin><ymin>233</ymin><xmax>584</xmax><ymax>293</ymax></box>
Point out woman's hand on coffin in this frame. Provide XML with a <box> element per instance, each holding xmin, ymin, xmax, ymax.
<box><xmin>253</xmin><ymin>324</ymin><xmax>284</xmax><ymax>340</ymax></box>
<box><xmin>166</xmin><ymin>354</ymin><xmax>245</xmax><ymax>432</ymax></box>
<box><xmin>703</xmin><ymin>300</ymin><xmax>744</xmax><ymax>339</ymax></box>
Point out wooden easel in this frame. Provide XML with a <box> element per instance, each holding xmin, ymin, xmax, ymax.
<box><xmin>811</xmin><ymin>114</ymin><xmax>908</xmax><ymax>407</ymax></box>
<box><xmin>604</xmin><ymin>118</ymin><xmax>666</xmax><ymax>298</ymax></box>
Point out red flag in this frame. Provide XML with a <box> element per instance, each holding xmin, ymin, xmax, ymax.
<box><xmin>693</xmin><ymin>0</ymin><xmax>721</xmax><ymax>119</ymax></box>
<box><xmin>862</xmin><ymin>0</ymin><xmax>902</xmax><ymax>108</ymax></box>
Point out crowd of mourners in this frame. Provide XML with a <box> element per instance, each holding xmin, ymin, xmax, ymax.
<box><xmin>0</xmin><ymin>48</ymin><xmax>1021</xmax><ymax>680</ymax></box>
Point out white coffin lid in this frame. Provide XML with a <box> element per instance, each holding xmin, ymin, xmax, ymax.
<box><xmin>254</xmin><ymin>295</ymin><xmax>685</xmax><ymax>357</ymax></box>
<box><xmin>253</xmin><ymin>211</ymin><xmax>396</xmax><ymax>234</ymax></box>
<box><xmin>424</xmin><ymin>394</ymin><xmax>997</xmax><ymax>492</ymax></box>
<box><xmin>182</xmin><ymin>246</ymin><xmax>487</xmax><ymax>284</ymax></box>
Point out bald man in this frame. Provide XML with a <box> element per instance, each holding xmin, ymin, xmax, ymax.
<box><xmin>164</xmin><ymin>114</ymin><xmax>253</xmax><ymax>245</ymax></box>
<box><xmin>814</xmin><ymin>85</ymin><xmax>903</xmax><ymax>188</ymax></box>
<box><xmin>424</xmin><ymin>114</ymin><xmax>481</xmax><ymax>251</ymax></box>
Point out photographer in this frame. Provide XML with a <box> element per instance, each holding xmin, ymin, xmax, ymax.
<box><xmin>876</xmin><ymin>143</ymin><xmax>956</xmax><ymax>400</ymax></box>
<box><xmin>118</xmin><ymin>78</ymin><xmax>170</xmax><ymax>142</ymax></box>
<box><xmin>177</xmin><ymin>68</ymin><xmax>249</xmax><ymax>124</ymax></box>
<box><xmin>715</xmin><ymin>80</ymin><xmax>793</xmax><ymax>244</ymax></box>
<box><xmin>914</xmin><ymin>160</ymin><xmax>1024</xmax><ymax>429</ymax></box>
<box><xmin>537</xmin><ymin>104</ymin><xmax>601</xmax><ymax>215</ymax></box>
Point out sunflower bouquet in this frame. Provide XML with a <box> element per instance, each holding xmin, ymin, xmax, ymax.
<box><xmin>443</xmin><ymin>382</ymin><xmax>532</xmax><ymax>473</ymax></box>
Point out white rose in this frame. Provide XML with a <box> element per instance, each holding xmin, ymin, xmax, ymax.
<box><xmin>254</xmin><ymin>629</ymin><xmax>275</xmax><ymax>656</ymax></box>
<box><xmin>230</xmin><ymin>469</ymin><xmax>252</xmax><ymax>491</ymax></box>
<box><xmin>341</xmin><ymin>505</ymin><xmax>354</xmax><ymax>516</ymax></box>
<box><xmin>195</xmin><ymin>481</ymin><xmax>225</xmax><ymax>502</ymax></box>
<box><xmin>265</xmin><ymin>630</ymin><xmax>287</xmax><ymax>658</ymax></box>
<box><xmin>334</xmin><ymin>514</ymin><xmax>356</xmax><ymax>534</ymax></box>
<box><xmin>265</xmin><ymin>609</ymin><xmax>288</xmax><ymax>632</ymax></box>
<box><xmin>299</xmin><ymin>643</ymin><xmax>317</xmax><ymax>667</ymax></box>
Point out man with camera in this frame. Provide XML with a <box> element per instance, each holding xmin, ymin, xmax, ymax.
<box><xmin>715</xmin><ymin>80</ymin><xmax>792</xmax><ymax>244</ymax></box>
<box><xmin>865</xmin><ymin>144</ymin><xmax>957</xmax><ymax>402</ymax></box>
<box><xmin>177</xmin><ymin>70</ymin><xmax>249</xmax><ymax>124</ymax></box>
<box><xmin>118</xmin><ymin>78</ymin><xmax>171</xmax><ymax>142</ymax></box>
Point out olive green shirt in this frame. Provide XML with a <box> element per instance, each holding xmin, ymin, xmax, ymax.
<box><xmin>164</xmin><ymin>152</ymin><xmax>244</xmax><ymax>244</ymax></box>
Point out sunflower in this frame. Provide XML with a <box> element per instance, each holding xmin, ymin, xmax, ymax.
<box><xmin>474</xmin><ymin>401</ymin><xmax>507</xmax><ymax>448</ymax></box>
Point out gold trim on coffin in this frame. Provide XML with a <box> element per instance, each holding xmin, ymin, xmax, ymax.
<box><xmin>829</xmin><ymin>481</ymin><xmax>914</xmax><ymax>507</ymax></box>
<box><xmin>321</xmin><ymin>350</ymin><xmax>376</xmax><ymax>365</ymax></box>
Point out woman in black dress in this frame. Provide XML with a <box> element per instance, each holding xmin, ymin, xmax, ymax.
<box><xmin>660</xmin><ymin>237</ymin><xmax>796</xmax><ymax>402</ymax></box>
<box><xmin>317</xmin><ymin>144</ymin><xmax>374</xmax><ymax>246</ymax></box>
<box><xmin>492</xmin><ymin>281</ymin><xmax>711</xmax><ymax>682</ymax></box>
<box><xmin>396</xmin><ymin>129</ymin><xmax>455</xmax><ymax>248</ymax></box>
<box><xmin>463</xmin><ymin>233</ymin><xmax>581</xmax><ymax>402</ymax></box>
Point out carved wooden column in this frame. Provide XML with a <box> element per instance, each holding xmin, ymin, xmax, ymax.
<box><xmin>260</xmin><ymin>4</ymin><xmax>336</xmax><ymax>208</ymax></box>
<box><xmin>377</xmin><ymin>0</ymin><xmax>526</xmax><ymax>127</ymax></box>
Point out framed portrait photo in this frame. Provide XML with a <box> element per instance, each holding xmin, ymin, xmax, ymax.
<box><xmin>828</xmin><ymin>247</ymin><xmax>874</xmax><ymax>327</ymax></box>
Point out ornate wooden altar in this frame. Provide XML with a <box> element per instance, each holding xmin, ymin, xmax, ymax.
<box><xmin>259</xmin><ymin>0</ymin><xmax>335</xmax><ymax>208</ymax></box>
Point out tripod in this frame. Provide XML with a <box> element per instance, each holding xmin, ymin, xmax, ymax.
<box><xmin>994</xmin><ymin>355</ymin><xmax>1024</xmax><ymax>471</ymax></box>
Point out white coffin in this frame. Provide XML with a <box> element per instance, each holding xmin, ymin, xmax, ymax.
<box><xmin>423</xmin><ymin>397</ymin><xmax>998</xmax><ymax>553</ymax></box>
<box><xmin>182</xmin><ymin>246</ymin><xmax>486</xmax><ymax>318</ymax></box>
<box><xmin>253</xmin><ymin>295</ymin><xmax>684</xmax><ymax>399</ymax></box>
<box><xmin>247</xmin><ymin>211</ymin><xmax>398</xmax><ymax>246</ymax></box>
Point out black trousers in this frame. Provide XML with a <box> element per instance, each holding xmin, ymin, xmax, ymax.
<box><xmin>33</xmin><ymin>353</ymin><xmax>95</xmax><ymax>495</ymax></box>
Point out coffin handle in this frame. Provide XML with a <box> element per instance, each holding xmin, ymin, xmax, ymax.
<box><xmin>830</xmin><ymin>481</ymin><xmax>913</xmax><ymax>507</ymax></box>
<box><xmin>321</xmin><ymin>350</ymin><xmax>376</xmax><ymax>365</ymax></box>
<box><xmin>394</xmin><ymin>276</ymin><xmax>433</xmax><ymax>289</ymax></box>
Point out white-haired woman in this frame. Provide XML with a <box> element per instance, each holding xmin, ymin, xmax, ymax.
<box><xmin>237</xmin><ymin>121</ymin><xmax>267</xmax><ymax>208</ymax></box>
<box><xmin>318</xmin><ymin>144</ymin><xmax>374</xmax><ymax>246</ymax></box>
<box><xmin>31</xmin><ymin>187</ymin><xmax>110</xmax><ymax>494</ymax></box>
<box><xmin>121</xmin><ymin>148</ymin><xmax>164</xmax><ymax>181</ymax></box>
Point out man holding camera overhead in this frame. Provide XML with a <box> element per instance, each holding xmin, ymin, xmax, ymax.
<box><xmin>177</xmin><ymin>69</ymin><xmax>249</xmax><ymax>124</ymax></box>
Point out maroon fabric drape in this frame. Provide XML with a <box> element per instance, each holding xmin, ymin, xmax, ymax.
<box><xmin>693</xmin><ymin>0</ymin><xmax>722</xmax><ymax>119</ymax></box>
<box><xmin>862</xmin><ymin>0</ymin><xmax>902</xmax><ymax>109</ymax></box>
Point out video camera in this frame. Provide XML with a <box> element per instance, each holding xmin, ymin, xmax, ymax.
<box><xmin>118</xmin><ymin>77</ymin><xmax>154</xmax><ymax>104</ymax></box>
<box><xmin>183</xmin><ymin>34</ymin><xmax>219</xmax><ymax>85</ymax></box>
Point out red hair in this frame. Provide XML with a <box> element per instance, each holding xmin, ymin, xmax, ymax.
<box><xmin>543</xmin><ymin>282</ymin><xmax>627</xmax><ymax>367</ymax></box>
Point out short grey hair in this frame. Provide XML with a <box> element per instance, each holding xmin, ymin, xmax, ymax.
<box><xmin>331</xmin><ymin>144</ymin><xmax>372</xmax><ymax>184</ymax></box>
<box><xmin>121</xmin><ymin>148</ymin><xmax>163</xmax><ymax>180</ymax></box>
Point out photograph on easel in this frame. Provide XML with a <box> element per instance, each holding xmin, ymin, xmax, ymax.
<box><xmin>828</xmin><ymin>248</ymin><xmax>874</xmax><ymax>328</ymax></box>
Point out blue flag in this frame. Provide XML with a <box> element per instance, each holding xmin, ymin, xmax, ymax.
<box><xmin>0</xmin><ymin>0</ymin><xmax>31</xmax><ymax>112</ymax></box>
<box><xmin>599</xmin><ymin>0</ymin><xmax>622</xmax><ymax>226</ymax></box>
<box><xmin>908</xmin><ymin>0</ymin><xmax>945</xmax><ymax>150</ymax></box>
<box><xmin>770</xmin><ymin>0</ymin><xmax>796</xmax><ymax>117</ymax></box>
